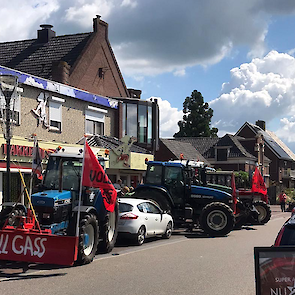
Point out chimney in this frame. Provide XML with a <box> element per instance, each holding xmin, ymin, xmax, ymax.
<box><xmin>37</xmin><ymin>24</ymin><xmax>55</xmax><ymax>43</ymax></box>
<box><xmin>128</xmin><ymin>88</ymin><xmax>142</xmax><ymax>99</ymax></box>
<box><xmin>93</xmin><ymin>15</ymin><xmax>101</xmax><ymax>32</ymax></box>
<box><xmin>52</xmin><ymin>61</ymin><xmax>70</xmax><ymax>85</ymax></box>
<box><xmin>256</xmin><ymin>120</ymin><xmax>266</xmax><ymax>131</ymax></box>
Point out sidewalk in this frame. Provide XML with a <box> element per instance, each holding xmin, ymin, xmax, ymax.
<box><xmin>270</xmin><ymin>205</ymin><xmax>283</xmax><ymax>213</ymax></box>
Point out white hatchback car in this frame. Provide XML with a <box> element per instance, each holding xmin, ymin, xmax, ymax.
<box><xmin>118</xmin><ymin>198</ymin><xmax>173</xmax><ymax>245</ymax></box>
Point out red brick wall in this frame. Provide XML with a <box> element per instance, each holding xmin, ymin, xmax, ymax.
<box><xmin>69</xmin><ymin>21</ymin><xmax>129</xmax><ymax>98</ymax></box>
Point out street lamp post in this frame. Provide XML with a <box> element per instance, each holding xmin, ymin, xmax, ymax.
<box><xmin>0</xmin><ymin>75</ymin><xmax>18</xmax><ymax>202</ymax></box>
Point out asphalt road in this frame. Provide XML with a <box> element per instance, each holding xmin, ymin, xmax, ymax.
<box><xmin>0</xmin><ymin>206</ymin><xmax>291</xmax><ymax>295</ymax></box>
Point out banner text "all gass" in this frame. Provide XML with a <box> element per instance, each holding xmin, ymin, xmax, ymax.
<box><xmin>0</xmin><ymin>234</ymin><xmax>47</xmax><ymax>258</ymax></box>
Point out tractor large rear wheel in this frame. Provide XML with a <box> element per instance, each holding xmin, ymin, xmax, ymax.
<box><xmin>77</xmin><ymin>213</ymin><xmax>99</xmax><ymax>265</ymax></box>
<box><xmin>253</xmin><ymin>201</ymin><xmax>271</xmax><ymax>224</ymax></box>
<box><xmin>97</xmin><ymin>201</ymin><xmax>119</xmax><ymax>253</ymax></box>
<box><xmin>200</xmin><ymin>202</ymin><xmax>235</xmax><ymax>237</ymax></box>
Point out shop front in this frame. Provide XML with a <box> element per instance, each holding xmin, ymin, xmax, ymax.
<box><xmin>0</xmin><ymin>135</ymin><xmax>107</xmax><ymax>204</ymax></box>
<box><xmin>107</xmin><ymin>148</ymin><xmax>153</xmax><ymax>188</ymax></box>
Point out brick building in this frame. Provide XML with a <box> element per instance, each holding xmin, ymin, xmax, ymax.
<box><xmin>0</xmin><ymin>16</ymin><xmax>159</xmax><ymax>153</ymax></box>
<box><xmin>0</xmin><ymin>16</ymin><xmax>129</xmax><ymax>98</ymax></box>
<box><xmin>0</xmin><ymin>16</ymin><xmax>159</xmax><ymax>202</ymax></box>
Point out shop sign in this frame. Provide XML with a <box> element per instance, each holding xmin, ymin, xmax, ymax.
<box><xmin>2</xmin><ymin>144</ymin><xmax>46</xmax><ymax>159</ymax></box>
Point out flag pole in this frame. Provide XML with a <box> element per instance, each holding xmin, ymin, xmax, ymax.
<box><xmin>75</xmin><ymin>137</ymin><xmax>86</xmax><ymax>238</ymax></box>
<box><xmin>29</xmin><ymin>134</ymin><xmax>36</xmax><ymax>198</ymax></box>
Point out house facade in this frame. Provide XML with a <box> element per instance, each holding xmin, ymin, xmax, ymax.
<box><xmin>0</xmin><ymin>16</ymin><xmax>159</xmax><ymax>203</ymax></box>
<box><xmin>236</xmin><ymin>121</ymin><xmax>295</xmax><ymax>188</ymax></box>
<box><xmin>0</xmin><ymin>16</ymin><xmax>129</xmax><ymax>99</ymax></box>
<box><xmin>0</xmin><ymin>16</ymin><xmax>159</xmax><ymax>154</ymax></box>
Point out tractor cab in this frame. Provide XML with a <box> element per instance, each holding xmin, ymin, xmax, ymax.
<box><xmin>37</xmin><ymin>153</ymin><xmax>84</xmax><ymax>208</ymax></box>
<box><xmin>145</xmin><ymin>162</ymin><xmax>188</xmax><ymax>207</ymax></box>
<box><xmin>32</xmin><ymin>152</ymin><xmax>104</xmax><ymax>231</ymax></box>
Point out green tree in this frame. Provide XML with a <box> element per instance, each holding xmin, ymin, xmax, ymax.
<box><xmin>174</xmin><ymin>90</ymin><xmax>218</xmax><ymax>137</ymax></box>
<box><xmin>234</xmin><ymin>171</ymin><xmax>250</xmax><ymax>188</ymax></box>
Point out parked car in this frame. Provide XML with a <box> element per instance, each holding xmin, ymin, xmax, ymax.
<box><xmin>118</xmin><ymin>198</ymin><xmax>173</xmax><ymax>245</ymax></box>
<box><xmin>274</xmin><ymin>214</ymin><xmax>295</xmax><ymax>246</ymax></box>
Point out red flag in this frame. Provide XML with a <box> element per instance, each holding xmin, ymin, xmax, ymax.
<box><xmin>82</xmin><ymin>141</ymin><xmax>117</xmax><ymax>212</ymax></box>
<box><xmin>32</xmin><ymin>140</ymin><xmax>43</xmax><ymax>180</ymax></box>
<box><xmin>251</xmin><ymin>167</ymin><xmax>267</xmax><ymax>195</ymax></box>
<box><xmin>231</xmin><ymin>172</ymin><xmax>237</xmax><ymax>214</ymax></box>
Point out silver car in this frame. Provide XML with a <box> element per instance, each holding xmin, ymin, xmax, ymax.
<box><xmin>118</xmin><ymin>198</ymin><xmax>173</xmax><ymax>245</ymax></box>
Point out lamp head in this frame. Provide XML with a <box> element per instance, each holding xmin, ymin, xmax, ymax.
<box><xmin>0</xmin><ymin>75</ymin><xmax>18</xmax><ymax>100</ymax></box>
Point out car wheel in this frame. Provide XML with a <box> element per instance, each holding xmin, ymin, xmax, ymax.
<box><xmin>162</xmin><ymin>221</ymin><xmax>172</xmax><ymax>239</ymax></box>
<box><xmin>136</xmin><ymin>226</ymin><xmax>146</xmax><ymax>246</ymax></box>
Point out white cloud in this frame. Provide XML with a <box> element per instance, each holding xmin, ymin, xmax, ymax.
<box><xmin>210</xmin><ymin>51</ymin><xmax>295</xmax><ymax>149</ymax></box>
<box><xmin>2</xmin><ymin>0</ymin><xmax>295</xmax><ymax>77</ymax></box>
<box><xmin>64</xmin><ymin>1</ymin><xmax>114</xmax><ymax>28</ymax></box>
<box><xmin>121</xmin><ymin>0</ymin><xmax>138</xmax><ymax>8</ymax></box>
<box><xmin>0</xmin><ymin>1</ymin><xmax>60</xmax><ymax>41</ymax></box>
<box><xmin>276</xmin><ymin>117</ymin><xmax>295</xmax><ymax>142</ymax></box>
<box><xmin>173</xmin><ymin>69</ymin><xmax>186</xmax><ymax>77</ymax></box>
<box><xmin>149</xmin><ymin>97</ymin><xmax>183</xmax><ymax>138</ymax></box>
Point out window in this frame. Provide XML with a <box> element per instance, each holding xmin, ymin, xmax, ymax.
<box><xmin>137</xmin><ymin>203</ymin><xmax>145</xmax><ymax>213</ymax></box>
<box><xmin>49</xmin><ymin>101</ymin><xmax>62</xmax><ymax>132</ymax></box>
<box><xmin>146</xmin><ymin>202</ymin><xmax>161</xmax><ymax>214</ymax></box>
<box><xmin>217</xmin><ymin>149</ymin><xmax>228</xmax><ymax>161</ymax></box>
<box><xmin>121</xmin><ymin>103</ymin><xmax>126</xmax><ymax>136</ymax></box>
<box><xmin>85</xmin><ymin>107</ymin><xmax>107</xmax><ymax>136</ymax></box>
<box><xmin>85</xmin><ymin>120</ymin><xmax>104</xmax><ymax>135</ymax></box>
<box><xmin>126</xmin><ymin>104</ymin><xmax>137</xmax><ymax>137</ymax></box>
<box><xmin>62</xmin><ymin>160</ymin><xmax>82</xmax><ymax>191</ymax></box>
<box><xmin>137</xmin><ymin>202</ymin><xmax>149</xmax><ymax>213</ymax></box>
<box><xmin>145</xmin><ymin>165</ymin><xmax>162</xmax><ymax>185</ymax></box>
<box><xmin>138</xmin><ymin>104</ymin><xmax>147</xmax><ymax>143</ymax></box>
<box><xmin>119</xmin><ymin>203</ymin><xmax>133</xmax><ymax>213</ymax></box>
<box><xmin>164</xmin><ymin>166</ymin><xmax>184</xmax><ymax>183</ymax></box>
<box><xmin>147</xmin><ymin>106</ymin><xmax>152</xmax><ymax>144</ymax></box>
<box><xmin>122</xmin><ymin>102</ymin><xmax>155</xmax><ymax>145</ymax></box>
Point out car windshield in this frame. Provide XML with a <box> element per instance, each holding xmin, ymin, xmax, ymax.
<box><xmin>279</xmin><ymin>226</ymin><xmax>295</xmax><ymax>245</ymax></box>
<box><xmin>119</xmin><ymin>202</ymin><xmax>133</xmax><ymax>213</ymax></box>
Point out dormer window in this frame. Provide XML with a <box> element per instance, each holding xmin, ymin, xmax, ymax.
<box><xmin>217</xmin><ymin>148</ymin><xmax>228</xmax><ymax>161</ymax></box>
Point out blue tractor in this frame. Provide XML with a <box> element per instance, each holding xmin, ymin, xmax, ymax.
<box><xmin>129</xmin><ymin>161</ymin><xmax>235</xmax><ymax>236</ymax></box>
<box><xmin>0</xmin><ymin>150</ymin><xmax>119</xmax><ymax>265</ymax></box>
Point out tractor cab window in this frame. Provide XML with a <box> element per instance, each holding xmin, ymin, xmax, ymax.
<box><xmin>62</xmin><ymin>160</ymin><xmax>82</xmax><ymax>191</ymax></box>
<box><xmin>43</xmin><ymin>157</ymin><xmax>82</xmax><ymax>191</ymax></box>
<box><xmin>164</xmin><ymin>166</ymin><xmax>185</xmax><ymax>205</ymax></box>
<box><xmin>43</xmin><ymin>156</ymin><xmax>61</xmax><ymax>190</ymax></box>
<box><xmin>164</xmin><ymin>166</ymin><xmax>184</xmax><ymax>184</ymax></box>
<box><xmin>145</xmin><ymin>165</ymin><xmax>162</xmax><ymax>185</ymax></box>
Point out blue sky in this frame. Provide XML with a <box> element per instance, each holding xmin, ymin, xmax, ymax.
<box><xmin>2</xmin><ymin>1</ymin><xmax>295</xmax><ymax>151</ymax></box>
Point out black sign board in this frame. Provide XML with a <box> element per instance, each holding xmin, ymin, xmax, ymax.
<box><xmin>254</xmin><ymin>247</ymin><xmax>295</xmax><ymax>295</ymax></box>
